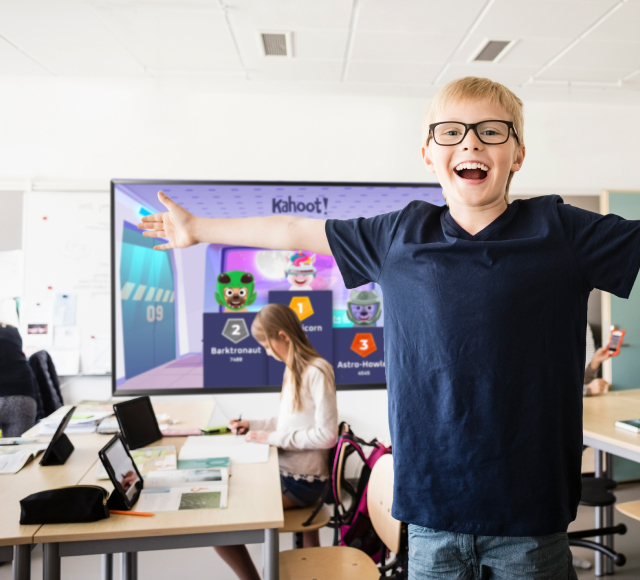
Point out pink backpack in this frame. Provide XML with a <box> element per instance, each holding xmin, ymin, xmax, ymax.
<box><xmin>330</xmin><ymin>425</ymin><xmax>392</xmax><ymax>556</ymax></box>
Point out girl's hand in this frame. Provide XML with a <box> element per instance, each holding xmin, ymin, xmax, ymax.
<box><xmin>587</xmin><ymin>378</ymin><xmax>610</xmax><ymax>396</ymax></box>
<box><xmin>137</xmin><ymin>191</ymin><xmax>199</xmax><ymax>251</ymax></box>
<box><xmin>590</xmin><ymin>346</ymin><xmax>611</xmax><ymax>370</ymax></box>
<box><xmin>229</xmin><ymin>419</ymin><xmax>250</xmax><ymax>435</ymax></box>
<box><xmin>245</xmin><ymin>430</ymin><xmax>270</xmax><ymax>444</ymax></box>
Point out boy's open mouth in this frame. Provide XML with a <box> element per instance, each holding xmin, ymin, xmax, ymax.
<box><xmin>454</xmin><ymin>162</ymin><xmax>489</xmax><ymax>181</ymax></box>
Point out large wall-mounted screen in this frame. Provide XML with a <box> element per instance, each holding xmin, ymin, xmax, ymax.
<box><xmin>112</xmin><ymin>180</ymin><xmax>444</xmax><ymax>395</ymax></box>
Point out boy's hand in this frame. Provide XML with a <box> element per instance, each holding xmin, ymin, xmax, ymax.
<box><xmin>245</xmin><ymin>430</ymin><xmax>270</xmax><ymax>444</ymax></box>
<box><xmin>590</xmin><ymin>346</ymin><xmax>612</xmax><ymax>370</ymax></box>
<box><xmin>586</xmin><ymin>378</ymin><xmax>610</xmax><ymax>396</ymax></box>
<box><xmin>137</xmin><ymin>191</ymin><xmax>199</xmax><ymax>250</ymax></box>
<box><xmin>229</xmin><ymin>419</ymin><xmax>250</xmax><ymax>435</ymax></box>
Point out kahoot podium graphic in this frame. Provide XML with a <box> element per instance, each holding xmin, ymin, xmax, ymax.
<box><xmin>203</xmin><ymin>312</ymin><xmax>268</xmax><ymax>388</ymax></box>
<box><xmin>334</xmin><ymin>327</ymin><xmax>385</xmax><ymax>385</ymax></box>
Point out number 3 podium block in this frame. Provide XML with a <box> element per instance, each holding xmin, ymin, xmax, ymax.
<box><xmin>333</xmin><ymin>327</ymin><xmax>385</xmax><ymax>385</ymax></box>
<box><xmin>203</xmin><ymin>313</ymin><xmax>268</xmax><ymax>388</ymax></box>
<box><xmin>267</xmin><ymin>291</ymin><xmax>333</xmax><ymax>386</ymax></box>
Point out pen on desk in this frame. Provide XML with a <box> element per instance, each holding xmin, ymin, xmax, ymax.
<box><xmin>109</xmin><ymin>510</ymin><xmax>155</xmax><ymax>517</ymax></box>
<box><xmin>237</xmin><ymin>413</ymin><xmax>242</xmax><ymax>436</ymax></box>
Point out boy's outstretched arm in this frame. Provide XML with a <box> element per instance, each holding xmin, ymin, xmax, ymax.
<box><xmin>137</xmin><ymin>191</ymin><xmax>332</xmax><ymax>256</ymax></box>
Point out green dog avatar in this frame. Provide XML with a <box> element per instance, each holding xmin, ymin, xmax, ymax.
<box><xmin>215</xmin><ymin>271</ymin><xmax>257</xmax><ymax>313</ymax></box>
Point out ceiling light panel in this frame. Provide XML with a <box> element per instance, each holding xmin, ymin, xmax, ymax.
<box><xmin>93</xmin><ymin>5</ymin><xmax>243</xmax><ymax>72</ymax></box>
<box><xmin>356</xmin><ymin>0</ymin><xmax>482</xmax><ymax>33</ymax></box>
<box><xmin>469</xmin><ymin>0</ymin><xmax>620</xmax><ymax>40</ymax></box>
<box><xmin>226</xmin><ymin>0</ymin><xmax>352</xmax><ymax>29</ymax></box>
<box><xmin>346</xmin><ymin>60</ymin><xmax>442</xmax><ymax>85</ymax></box>
<box><xmin>350</xmin><ymin>32</ymin><xmax>461</xmax><ymax>62</ymax></box>
<box><xmin>536</xmin><ymin>66</ymin><xmax>634</xmax><ymax>84</ymax></box>
<box><xmin>546</xmin><ymin>39</ymin><xmax>640</xmax><ymax>71</ymax></box>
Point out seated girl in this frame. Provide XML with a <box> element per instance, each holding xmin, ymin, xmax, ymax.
<box><xmin>214</xmin><ymin>303</ymin><xmax>338</xmax><ymax>580</ymax></box>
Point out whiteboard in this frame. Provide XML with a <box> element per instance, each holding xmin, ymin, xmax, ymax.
<box><xmin>22</xmin><ymin>191</ymin><xmax>111</xmax><ymax>375</ymax></box>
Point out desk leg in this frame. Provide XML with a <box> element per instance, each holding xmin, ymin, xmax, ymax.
<box><xmin>43</xmin><ymin>544</ymin><xmax>60</xmax><ymax>580</ymax></box>
<box><xmin>263</xmin><ymin>529</ymin><xmax>279</xmax><ymax>580</ymax></box>
<box><xmin>595</xmin><ymin>450</ymin><xmax>604</xmax><ymax>577</ymax></box>
<box><xmin>605</xmin><ymin>453</ymin><xmax>615</xmax><ymax>576</ymax></box>
<box><xmin>13</xmin><ymin>544</ymin><xmax>31</xmax><ymax>580</ymax></box>
<box><xmin>120</xmin><ymin>552</ymin><xmax>137</xmax><ymax>580</ymax></box>
<box><xmin>102</xmin><ymin>554</ymin><xmax>113</xmax><ymax>580</ymax></box>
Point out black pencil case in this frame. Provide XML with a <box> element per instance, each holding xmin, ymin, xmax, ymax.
<box><xmin>19</xmin><ymin>485</ymin><xmax>110</xmax><ymax>525</ymax></box>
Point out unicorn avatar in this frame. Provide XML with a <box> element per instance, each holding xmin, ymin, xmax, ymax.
<box><xmin>285</xmin><ymin>251</ymin><xmax>317</xmax><ymax>291</ymax></box>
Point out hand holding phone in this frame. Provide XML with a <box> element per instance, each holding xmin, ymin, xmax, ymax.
<box><xmin>607</xmin><ymin>329</ymin><xmax>626</xmax><ymax>357</ymax></box>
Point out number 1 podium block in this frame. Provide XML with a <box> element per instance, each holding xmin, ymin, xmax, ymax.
<box><xmin>203</xmin><ymin>313</ymin><xmax>268</xmax><ymax>388</ymax></box>
<box><xmin>267</xmin><ymin>291</ymin><xmax>333</xmax><ymax>386</ymax></box>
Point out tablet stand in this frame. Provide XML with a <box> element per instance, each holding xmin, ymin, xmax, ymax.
<box><xmin>40</xmin><ymin>432</ymin><xmax>74</xmax><ymax>466</ymax></box>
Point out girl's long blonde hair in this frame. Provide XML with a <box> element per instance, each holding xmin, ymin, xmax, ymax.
<box><xmin>251</xmin><ymin>303</ymin><xmax>334</xmax><ymax>412</ymax></box>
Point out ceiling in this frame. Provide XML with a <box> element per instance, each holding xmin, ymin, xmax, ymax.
<box><xmin>1</xmin><ymin>0</ymin><xmax>639</xmax><ymax>99</ymax></box>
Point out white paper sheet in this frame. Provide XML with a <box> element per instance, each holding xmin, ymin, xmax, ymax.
<box><xmin>178</xmin><ymin>435</ymin><xmax>269</xmax><ymax>464</ymax></box>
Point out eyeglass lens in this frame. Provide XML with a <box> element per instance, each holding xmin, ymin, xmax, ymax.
<box><xmin>433</xmin><ymin>121</ymin><xmax>510</xmax><ymax>145</ymax></box>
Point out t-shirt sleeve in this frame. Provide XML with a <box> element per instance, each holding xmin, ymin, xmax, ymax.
<box><xmin>556</xmin><ymin>200</ymin><xmax>640</xmax><ymax>298</ymax></box>
<box><xmin>325</xmin><ymin>209</ymin><xmax>405</xmax><ymax>288</ymax></box>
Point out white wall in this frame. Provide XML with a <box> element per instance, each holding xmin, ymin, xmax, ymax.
<box><xmin>4</xmin><ymin>76</ymin><xmax>639</xmax><ymax>441</ymax></box>
<box><xmin>1</xmin><ymin>77</ymin><xmax>639</xmax><ymax>193</ymax></box>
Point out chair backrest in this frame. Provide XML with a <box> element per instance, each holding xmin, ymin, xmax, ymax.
<box><xmin>367</xmin><ymin>453</ymin><xmax>401</xmax><ymax>554</ymax></box>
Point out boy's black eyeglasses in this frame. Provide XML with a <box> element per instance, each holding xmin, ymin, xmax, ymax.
<box><xmin>427</xmin><ymin>120</ymin><xmax>519</xmax><ymax>146</ymax></box>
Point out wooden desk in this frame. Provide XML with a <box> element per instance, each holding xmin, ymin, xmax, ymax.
<box><xmin>1</xmin><ymin>406</ymin><xmax>110</xmax><ymax>580</ymax></box>
<box><xmin>32</xmin><ymin>401</ymin><xmax>284</xmax><ymax>580</ymax></box>
<box><xmin>1</xmin><ymin>400</ymin><xmax>224</xmax><ymax>580</ymax></box>
<box><xmin>582</xmin><ymin>389</ymin><xmax>640</xmax><ymax>576</ymax></box>
<box><xmin>583</xmin><ymin>390</ymin><xmax>640</xmax><ymax>463</ymax></box>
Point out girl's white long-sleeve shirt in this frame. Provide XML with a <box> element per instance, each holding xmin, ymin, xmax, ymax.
<box><xmin>249</xmin><ymin>358</ymin><xmax>338</xmax><ymax>479</ymax></box>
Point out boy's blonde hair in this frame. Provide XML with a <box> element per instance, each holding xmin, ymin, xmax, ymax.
<box><xmin>422</xmin><ymin>77</ymin><xmax>524</xmax><ymax>202</ymax></box>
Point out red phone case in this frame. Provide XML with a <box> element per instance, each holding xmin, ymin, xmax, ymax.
<box><xmin>608</xmin><ymin>330</ymin><xmax>626</xmax><ymax>357</ymax></box>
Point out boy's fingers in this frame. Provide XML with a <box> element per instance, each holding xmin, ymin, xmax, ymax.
<box><xmin>142</xmin><ymin>230</ymin><xmax>165</xmax><ymax>238</ymax></box>
<box><xmin>153</xmin><ymin>243</ymin><xmax>171</xmax><ymax>251</ymax></box>
<box><xmin>157</xmin><ymin>190</ymin><xmax>178</xmax><ymax>209</ymax></box>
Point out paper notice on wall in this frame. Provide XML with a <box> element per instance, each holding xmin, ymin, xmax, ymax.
<box><xmin>0</xmin><ymin>250</ymin><xmax>23</xmax><ymax>300</ymax></box>
<box><xmin>22</xmin><ymin>297</ymin><xmax>54</xmax><ymax>347</ymax></box>
<box><xmin>53</xmin><ymin>294</ymin><xmax>77</xmax><ymax>326</ymax></box>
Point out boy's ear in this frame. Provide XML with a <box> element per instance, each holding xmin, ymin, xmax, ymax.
<box><xmin>511</xmin><ymin>144</ymin><xmax>526</xmax><ymax>173</ymax></box>
<box><xmin>421</xmin><ymin>146</ymin><xmax>436</xmax><ymax>174</ymax></box>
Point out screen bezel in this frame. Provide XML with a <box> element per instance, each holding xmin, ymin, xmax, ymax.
<box><xmin>111</xmin><ymin>178</ymin><xmax>442</xmax><ymax>397</ymax></box>
<box><xmin>98</xmin><ymin>434</ymin><xmax>143</xmax><ymax>510</ymax></box>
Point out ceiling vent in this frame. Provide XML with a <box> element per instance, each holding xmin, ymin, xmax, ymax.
<box><xmin>473</xmin><ymin>40</ymin><xmax>513</xmax><ymax>62</ymax></box>
<box><xmin>260</xmin><ymin>32</ymin><xmax>293</xmax><ymax>57</ymax></box>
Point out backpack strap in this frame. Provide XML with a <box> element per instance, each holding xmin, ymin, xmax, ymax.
<box><xmin>301</xmin><ymin>480</ymin><xmax>332</xmax><ymax>527</ymax></box>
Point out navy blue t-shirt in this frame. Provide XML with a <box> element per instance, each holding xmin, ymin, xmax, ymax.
<box><xmin>326</xmin><ymin>195</ymin><xmax>640</xmax><ymax>536</ymax></box>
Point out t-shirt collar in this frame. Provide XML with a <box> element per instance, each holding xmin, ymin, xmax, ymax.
<box><xmin>441</xmin><ymin>200</ymin><xmax>519</xmax><ymax>241</ymax></box>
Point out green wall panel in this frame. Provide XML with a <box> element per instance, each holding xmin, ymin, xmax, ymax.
<box><xmin>608</xmin><ymin>192</ymin><xmax>640</xmax><ymax>480</ymax></box>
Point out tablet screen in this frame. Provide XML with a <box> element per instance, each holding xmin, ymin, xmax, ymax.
<box><xmin>104</xmin><ymin>437</ymin><xmax>141</xmax><ymax>502</ymax></box>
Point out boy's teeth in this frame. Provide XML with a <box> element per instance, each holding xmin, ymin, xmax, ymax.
<box><xmin>455</xmin><ymin>162</ymin><xmax>489</xmax><ymax>171</ymax></box>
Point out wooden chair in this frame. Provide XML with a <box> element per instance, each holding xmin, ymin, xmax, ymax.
<box><xmin>280</xmin><ymin>502</ymin><xmax>332</xmax><ymax>549</ymax></box>
<box><xmin>279</xmin><ymin>454</ymin><xmax>402</xmax><ymax>580</ymax></box>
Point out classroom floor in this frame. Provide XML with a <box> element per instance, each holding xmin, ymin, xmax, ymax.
<box><xmin>3</xmin><ymin>485</ymin><xmax>640</xmax><ymax>580</ymax></box>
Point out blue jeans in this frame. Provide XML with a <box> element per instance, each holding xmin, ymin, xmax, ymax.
<box><xmin>409</xmin><ymin>525</ymin><xmax>578</xmax><ymax>580</ymax></box>
<box><xmin>280</xmin><ymin>475</ymin><xmax>327</xmax><ymax>507</ymax></box>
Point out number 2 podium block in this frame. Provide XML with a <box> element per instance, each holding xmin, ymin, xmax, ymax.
<box><xmin>203</xmin><ymin>313</ymin><xmax>268</xmax><ymax>388</ymax></box>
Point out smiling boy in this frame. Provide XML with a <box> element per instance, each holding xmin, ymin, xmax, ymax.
<box><xmin>139</xmin><ymin>77</ymin><xmax>640</xmax><ymax>579</ymax></box>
